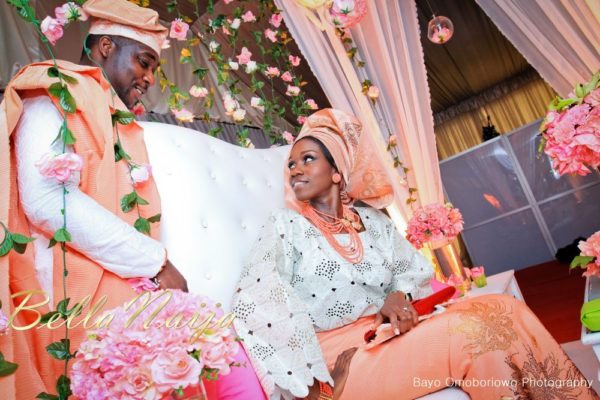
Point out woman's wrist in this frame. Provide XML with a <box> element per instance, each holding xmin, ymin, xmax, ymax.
<box><xmin>318</xmin><ymin>381</ymin><xmax>334</xmax><ymax>400</ymax></box>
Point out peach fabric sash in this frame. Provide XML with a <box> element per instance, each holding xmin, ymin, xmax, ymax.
<box><xmin>284</xmin><ymin>109</ymin><xmax>394</xmax><ymax>211</ymax></box>
<box><xmin>0</xmin><ymin>60</ymin><xmax>161</xmax><ymax>396</ymax></box>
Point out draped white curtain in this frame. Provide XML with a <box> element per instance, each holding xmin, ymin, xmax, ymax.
<box><xmin>275</xmin><ymin>0</ymin><xmax>443</xmax><ymax>224</ymax></box>
<box><xmin>476</xmin><ymin>0</ymin><xmax>600</xmax><ymax>97</ymax></box>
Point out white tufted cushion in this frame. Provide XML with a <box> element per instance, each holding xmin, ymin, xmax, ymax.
<box><xmin>142</xmin><ymin>122</ymin><xmax>469</xmax><ymax>400</ymax></box>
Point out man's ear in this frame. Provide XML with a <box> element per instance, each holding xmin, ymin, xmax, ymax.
<box><xmin>97</xmin><ymin>35</ymin><xmax>115</xmax><ymax>59</ymax></box>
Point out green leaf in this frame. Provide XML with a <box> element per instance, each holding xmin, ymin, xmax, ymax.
<box><xmin>60</xmin><ymin>125</ymin><xmax>76</xmax><ymax>145</ymax></box>
<box><xmin>36</xmin><ymin>394</ymin><xmax>58</xmax><ymax>400</ymax></box>
<box><xmin>207</xmin><ymin>127</ymin><xmax>223</xmax><ymax>137</ymax></box>
<box><xmin>193</xmin><ymin>67</ymin><xmax>209</xmax><ymax>80</ymax></box>
<box><xmin>58</xmin><ymin>86</ymin><xmax>76</xmax><ymax>114</ymax></box>
<box><xmin>147</xmin><ymin>213</ymin><xmax>162</xmax><ymax>223</ymax></box>
<box><xmin>134</xmin><ymin>217</ymin><xmax>151</xmax><ymax>234</ymax></box>
<box><xmin>575</xmin><ymin>83</ymin><xmax>586</xmax><ymax>99</ymax></box>
<box><xmin>0</xmin><ymin>233</ymin><xmax>13</xmax><ymax>257</ymax></box>
<box><xmin>136</xmin><ymin>194</ymin><xmax>149</xmax><ymax>206</ymax></box>
<box><xmin>570</xmin><ymin>255</ymin><xmax>595</xmax><ymax>269</ymax></box>
<box><xmin>56</xmin><ymin>298</ymin><xmax>70</xmax><ymax>317</ymax></box>
<box><xmin>46</xmin><ymin>339</ymin><xmax>71</xmax><ymax>361</ymax></box>
<box><xmin>12</xmin><ymin>233</ymin><xmax>34</xmax><ymax>245</ymax></box>
<box><xmin>47</xmin><ymin>67</ymin><xmax>78</xmax><ymax>85</ymax></box>
<box><xmin>56</xmin><ymin>374</ymin><xmax>72</xmax><ymax>400</ymax></box>
<box><xmin>114</xmin><ymin>142</ymin><xmax>131</xmax><ymax>162</ymax></box>
<box><xmin>40</xmin><ymin>311</ymin><xmax>60</xmax><ymax>324</ymax></box>
<box><xmin>48</xmin><ymin>238</ymin><xmax>57</xmax><ymax>248</ymax></box>
<box><xmin>12</xmin><ymin>241</ymin><xmax>27</xmax><ymax>254</ymax></box>
<box><xmin>167</xmin><ymin>0</ymin><xmax>178</xmax><ymax>13</ymax></box>
<box><xmin>48</xmin><ymin>67</ymin><xmax>60</xmax><ymax>78</ymax></box>
<box><xmin>120</xmin><ymin>191</ymin><xmax>138</xmax><ymax>213</ymax></box>
<box><xmin>112</xmin><ymin>110</ymin><xmax>136</xmax><ymax>126</ymax></box>
<box><xmin>48</xmin><ymin>82</ymin><xmax>63</xmax><ymax>98</ymax></box>
<box><xmin>53</xmin><ymin>228</ymin><xmax>71</xmax><ymax>243</ymax></box>
<box><xmin>0</xmin><ymin>352</ymin><xmax>18</xmax><ymax>377</ymax></box>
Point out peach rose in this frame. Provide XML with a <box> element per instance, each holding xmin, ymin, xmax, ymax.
<box><xmin>35</xmin><ymin>152</ymin><xmax>82</xmax><ymax>183</ymax></box>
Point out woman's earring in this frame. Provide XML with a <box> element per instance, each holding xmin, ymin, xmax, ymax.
<box><xmin>332</xmin><ymin>173</ymin><xmax>342</xmax><ymax>184</ymax></box>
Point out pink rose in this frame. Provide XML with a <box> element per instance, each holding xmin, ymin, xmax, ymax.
<box><xmin>266</xmin><ymin>66</ymin><xmax>280</xmax><ymax>77</ymax></box>
<box><xmin>127</xmin><ymin>278</ymin><xmax>158</xmax><ymax>294</ymax></box>
<box><xmin>55</xmin><ymin>2</ymin><xmax>87</xmax><ymax>24</ymax></box>
<box><xmin>264</xmin><ymin>28</ymin><xmax>278</xmax><ymax>43</ymax></box>
<box><xmin>131</xmin><ymin>102</ymin><xmax>145</xmax><ymax>116</ymax></box>
<box><xmin>130</xmin><ymin>164</ymin><xmax>152</xmax><ymax>186</ymax></box>
<box><xmin>189</xmin><ymin>85</ymin><xmax>209</xmax><ymax>98</ymax></box>
<box><xmin>286</xmin><ymin>85</ymin><xmax>300</xmax><ymax>97</ymax></box>
<box><xmin>584</xmin><ymin>88</ymin><xmax>600</xmax><ymax>107</ymax></box>
<box><xmin>0</xmin><ymin>310</ymin><xmax>9</xmax><ymax>336</ymax></box>
<box><xmin>281</xmin><ymin>71</ymin><xmax>293</xmax><ymax>82</ymax></box>
<box><xmin>223</xmin><ymin>93</ymin><xmax>239</xmax><ymax>114</ymax></box>
<box><xmin>251</xmin><ymin>96</ymin><xmax>264</xmax><ymax>112</ymax></box>
<box><xmin>121</xmin><ymin>368</ymin><xmax>157</xmax><ymax>398</ymax></box>
<box><xmin>297</xmin><ymin>115</ymin><xmax>307</xmax><ymax>125</ymax></box>
<box><xmin>171</xmin><ymin>108</ymin><xmax>194</xmax><ymax>122</ymax></box>
<box><xmin>201</xmin><ymin>341</ymin><xmax>237</xmax><ymax>375</ymax></box>
<box><xmin>236</xmin><ymin>47</ymin><xmax>252</xmax><ymax>65</ymax></box>
<box><xmin>289</xmin><ymin>55</ymin><xmax>301</xmax><ymax>67</ymax></box>
<box><xmin>170</xmin><ymin>19</ymin><xmax>189</xmax><ymax>40</ymax></box>
<box><xmin>269</xmin><ymin>13</ymin><xmax>283</xmax><ymax>28</ymax></box>
<box><xmin>579</xmin><ymin>231</ymin><xmax>600</xmax><ymax>260</ymax></box>
<box><xmin>305</xmin><ymin>99</ymin><xmax>318</xmax><ymax>110</ymax></box>
<box><xmin>232</xmin><ymin>108</ymin><xmax>246</xmax><ymax>122</ymax></box>
<box><xmin>242</xmin><ymin>10</ymin><xmax>256</xmax><ymax>22</ymax></box>
<box><xmin>151</xmin><ymin>350</ymin><xmax>202</xmax><ymax>393</ymax></box>
<box><xmin>36</xmin><ymin>152</ymin><xmax>83</xmax><ymax>183</ymax></box>
<box><xmin>41</xmin><ymin>17</ymin><xmax>64</xmax><ymax>46</ymax></box>
<box><xmin>470</xmin><ymin>266</ymin><xmax>485</xmax><ymax>278</ymax></box>
<box><xmin>583</xmin><ymin>263</ymin><xmax>600</xmax><ymax>278</ymax></box>
<box><xmin>367</xmin><ymin>85</ymin><xmax>380</xmax><ymax>99</ymax></box>
<box><xmin>283</xmin><ymin>131</ymin><xmax>295</xmax><ymax>144</ymax></box>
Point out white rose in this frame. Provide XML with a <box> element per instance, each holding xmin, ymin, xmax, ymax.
<box><xmin>228</xmin><ymin>61</ymin><xmax>239</xmax><ymax>70</ymax></box>
<box><xmin>232</xmin><ymin>108</ymin><xmax>246</xmax><ymax>122</ymax></box>
<box><xmin>245</xmin><ymin>61</ymin><xmax>258</xmax><ymax>74</ymax></box>
<box><xmin>230</xmin><ymin>18</ymin><xmax>241</xmax><ymax>30</ymax></box>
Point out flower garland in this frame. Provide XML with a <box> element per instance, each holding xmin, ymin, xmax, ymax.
<box><xmin>539</xmin><ymin>71</ymin><xmax>600</xmax><ymax>176</ymax></box>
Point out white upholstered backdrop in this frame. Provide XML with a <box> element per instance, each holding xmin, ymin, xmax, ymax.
<box><xmin>142</xmin><ymin>121</ymin><xmax>468</xmax><ymax>400</ymax></box>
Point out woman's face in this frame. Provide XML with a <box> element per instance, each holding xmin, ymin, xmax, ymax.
<box><xmin>288</xmin><ymin>138</ymin><xmax>338</xmax><ymax>202</ymax></box>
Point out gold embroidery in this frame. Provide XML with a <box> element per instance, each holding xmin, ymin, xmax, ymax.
<box><xmin>450</xmin><ymin>299</ymin><xmax>518</xmax><ymax>358</ymax></box>
<box><xmin>505</xmin><ymin>344</ymin><xmax>595</xmax><ymax>400</ymax></box>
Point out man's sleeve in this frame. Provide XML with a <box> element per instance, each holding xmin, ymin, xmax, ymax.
<box><xmin>14</xmin><ymin>95</ymin><xmax>165</xmax><ymax>278</ymax></box>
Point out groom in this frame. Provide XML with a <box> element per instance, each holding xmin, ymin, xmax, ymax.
<box><xmin>1</xmin><ymin>0</ymin><xmax>186</xmax><ymax>396</ymax></box>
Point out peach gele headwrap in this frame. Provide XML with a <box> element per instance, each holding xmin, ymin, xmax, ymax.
<box><xmin>285</xmin><ymin>108</ymin><xmax>394</xmax><ymax>210</ymax></box>
<box><xmin>83</xmin><ymin>0</ymin><xmax>168</xmax><ymax>55</ymax></box>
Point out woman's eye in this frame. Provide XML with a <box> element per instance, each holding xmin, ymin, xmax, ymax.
<box><xmin>303</xmin><ymin>155</ymin><xmax>314</xmax><ymax>163</ymax></box>
<box><xmin>288</xmin><ymin>162</ymin><xmax>295</xmax><ymax>169</ymax></box>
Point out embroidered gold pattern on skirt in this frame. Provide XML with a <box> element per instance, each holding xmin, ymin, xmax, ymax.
<box><xmin>505</xmin><ymin>344</ymin><xmax>595</xmax><ymax>400</ymax></box>
<box><xmin>449</xmin><ymin>299</ymin><xmax>518</xmax><ymax>358</ymax></box>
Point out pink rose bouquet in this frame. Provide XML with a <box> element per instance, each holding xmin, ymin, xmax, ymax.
<box><xmin>71</xmin><ymin>290</ymin><xmax>239</xmax><ymax>399</ymax></box>
<box><xmin>540</xmin><ymin>71</ymin><xmax>600</xmax><ymax>176</ymax></box>
<box><xmin>571</xmin><ymin>231</ymin><xmax>600</xmax><ymax>278</ymax></box>
<box><xmin>406</xmin><ymin>203</ymin><xmax>464</xmax><ymax>249</ymax></box>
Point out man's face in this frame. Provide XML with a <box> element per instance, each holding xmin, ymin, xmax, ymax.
<box><xmin>103</xmin><ymin>38</ymin><xmax>159</xmax><ymax>109</ymax></box>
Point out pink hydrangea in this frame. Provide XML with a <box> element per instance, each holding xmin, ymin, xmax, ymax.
<box><xmin>406</xmin><ymin>203</ymin><xmax>464</xmax><ymax>249</ymax></box>
<box><xmin>242</xmin><ymin>10</ymin><xmax>256</xmax><ymax>22</ymax></box>
<box><xmin>270</xmin><ymin>13</ymin><xmax>283</xmax><ymax>28</ymax></box>
<box><xmin>71</xmin><ymin>290</ymin><xmax>239</xmax><ymax>399</ymax></box>
<box><xmin>283</xmin><ymin>131</ymin><xmax>295</xmax><ymax>144</ymax></box>
<box><xmin>579</xmin><ymin>231</ymin><xmax>600</xmax><ymax>262</ymax></box>
<box><xmin>127</xmin><ymin>278</ymin><xmax>158</xmax><ymax>294</ymax></box>
<box><xmin>264</xmin><ymin>28</ymin><xmax>278</xmax><ymax>43</ymax></box>
<box><xmin>170</xmin><ymin>18</ymin><xmax>189</xmax><ymax>40</ymax></box>
<box><xmin>265</xmin><ymin>66</ymin><xmax>280</xmax><ymax>77</ymax></box>
<box><xmin>0</xmin><ymin>309</ymin><xmax>9</xmax><ymax>336</ymax></box>
<box><xmin>236</xmin><ymin>47</ymin><xmax>253</xmax><ymax>65</ymax></box>
<box><xmin>40</xmin><ymin>16</ymin><xmax>64</xmax><ymax>45</ymax></box>
<box><xmin>36</xmin><ymin>152</ymin><xmax>83</xmax><ymax>183</ymax></box>
<box><xmin>281</xmin><ymin>71</ymin><xmax>293</xmax><ymax>82</ymax></box>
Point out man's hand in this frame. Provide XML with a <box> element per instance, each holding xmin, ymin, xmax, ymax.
<box><xmin>372</xmin><ymin>291</ymin><xmax>418</xmax><ymax>335</ymax></box>
<box><xmin>155</xmin><ymin>259</ymin><xmax>188</xmax><ymax>292</ymax></box>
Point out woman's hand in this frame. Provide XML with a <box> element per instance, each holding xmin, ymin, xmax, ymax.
<box><xmin>155</xmin><ymin>259</ymin><xmax>188</xmax><ymax>292</ymax></box>
<box><xmin>300</xmin><ymin>347</ymin><xmax>358</xmax><ymax>400</ymax></box>
<box><xmin>372</xmin><ymin>291</ymin><xmax>418</xmax><ymax>335</ymax></box>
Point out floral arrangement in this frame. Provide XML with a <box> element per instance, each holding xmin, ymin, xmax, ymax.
<box><xmin>540</xmin><ymin>71</ymin><xmax>600</xmax><ymax>176</ymax></box>
<box><xmin>464</xmin><ymin>266</ymin><xmax>487</xmax><ymax>288</ymax></box>
<box><xmin>70</xmin><ymin>290</ymin><xmax>239</xmax><ymax>399</ymax></box>
<box><xmin>571</xmin><ymin>231</ymin><xmax>600</xmax><ymax>278</ymax></box>
<box><xmin>406</xmin><ymin>203</ymin><xmax>464</xmax><ymax>249</ymax></box>
<box><xmin>326</xmin><ymin>0</ymin><xmax>367</xmax><ymax>29</ymax></box>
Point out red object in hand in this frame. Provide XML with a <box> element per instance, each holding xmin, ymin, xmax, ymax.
<box><xmin>363</xmin><ymin>287</ymin><xmax>456</xmax><ymax>343</ymax></box>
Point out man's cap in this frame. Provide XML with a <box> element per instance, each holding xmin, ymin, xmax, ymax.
<box><xmin>83</xmin><ymin>0</ymin><xmax>168</xmax><ymax>55</ymax></box>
